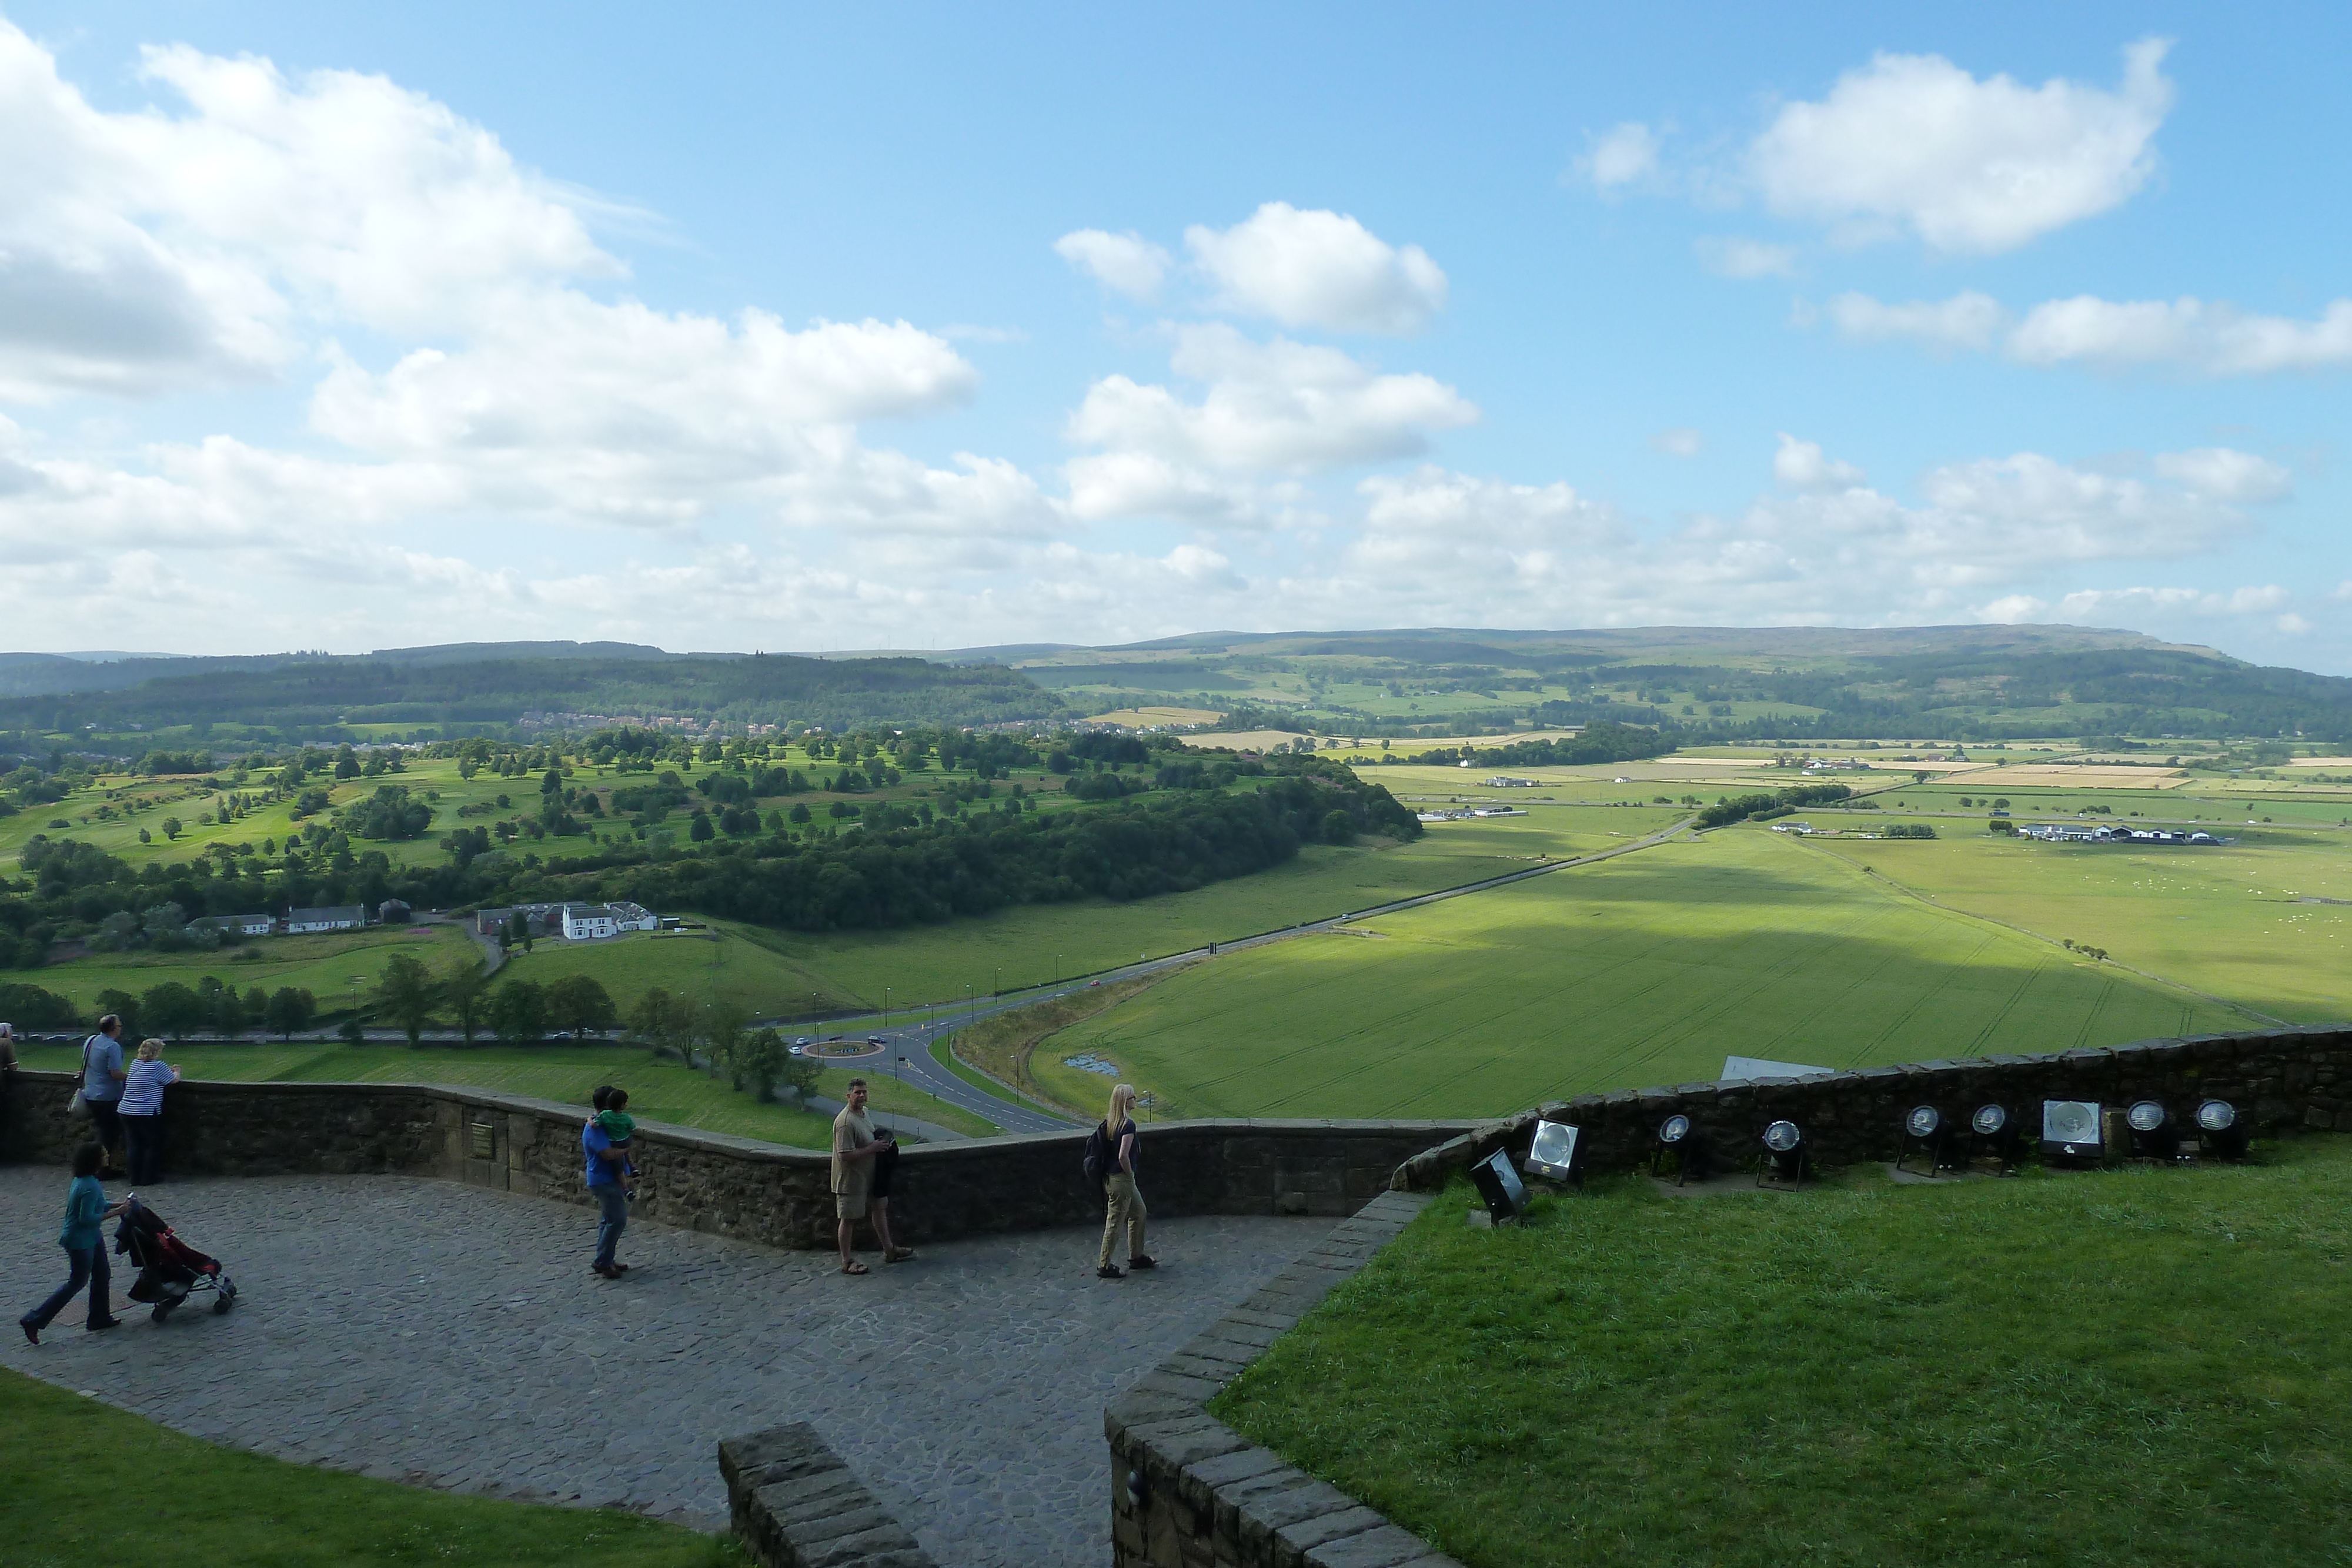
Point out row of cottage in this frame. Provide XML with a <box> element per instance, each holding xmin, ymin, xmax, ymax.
<box><xmin>190</xmin><ymin>903</ymin><xmax>390</xmax><ymax>937</ymax></box>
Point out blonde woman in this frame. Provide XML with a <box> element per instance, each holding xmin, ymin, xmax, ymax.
<box><xmin>1095</xmin><ymin>1083</ymin><xmax>1156</xmax><ymax>1280</ymax></box>
<box><xmin>117</xmin><ymin>1039</ymin><xmax>181</xmax><ymax>1186</ymax></box>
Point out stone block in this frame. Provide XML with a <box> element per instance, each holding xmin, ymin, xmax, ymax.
<box><xmin>1305</xmin><ymin>1524</ymin><xmax>1441</xmax><ymax>1568</ymax></box>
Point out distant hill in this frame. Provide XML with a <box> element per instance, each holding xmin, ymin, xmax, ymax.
<box><xmin>0</xmin><ymin>650</ymin><xmax>1061</xmax><ymax>747</ymax></box>
<box><xmin>926</xmin><ymin>624</ymin><xmax>2344</xmax><ymax>743</ymax></box>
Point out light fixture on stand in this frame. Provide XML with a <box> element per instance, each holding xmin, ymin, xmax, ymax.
<box><xmin>2196</xmin><ymin>1099</ymin><xmax>2249</xmax><ymax>1161</ymax></box>
<box><xmin>1968</xmin><ymin>1103</ymin><xmax>2022</xmax><ymax>1173</ymax></box>
<box><xmin>1469</xmin><ymin>1147</ymin><xmax>1529</xmax><ymax>1225</ymax></box>
<box><xmin>2125</xmin><ymin>1100</ymin><xmax>2180</xmax><ymax>1162</ymax></box>
<box><xmin>1895</xmin><ymin>1105</ymin><xmax>1956</xmax><ymax>1176</ymax></box>
<box><xmin>1756</xmin><ymin>1119</ymin><xmax>1807</xmax><ymax>1190</ymax></box>
<box><xmin>1652</xmin><ymin>1113</ymin><xmax>1709</xmax><ymax>1185</ymax></box>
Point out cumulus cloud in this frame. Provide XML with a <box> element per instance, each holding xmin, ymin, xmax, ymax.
<box><xmin>2007</xmin><ymin>295</ymin><xmax>2352</xmax><ymax>374</ymax></box>
<box><xmin>1184</xmin><ymin>203</ymin><xmax>1448</xmax><ymax>334</ymax></box>
<box><xmin>1650</xmin><ymin>427</ymin><xmax>1703</xmax><ymax>457</ymax></box>
<box><xmin>1824</xmin><ymin>290</ymin><xmax>2006</xmax><ymax>353</ymax></box>
<box><xmin>1772</xmin><ymin>433</ymin><xmax>1865</xmax><ymax>490</ymax></box>
<box><xmin>1063</xmin><ymin>324</ymin><xmax>1477</xmax><ymax>520</ymax></box>
<box><xmin>1053</xmin><ymin>229</ymin><xmax>1172</xmax><ymax>301</ymax></box>
<box><xmin>1993</xmin><ymin>584</ymin><xmax>2303</xmax><ymax>634</ymax></box>
<box><xmin>1748</xmin><ymin>39</ymin><xmax>2173</xmax><ymax>253</ymax></box>
<box><xmin>1577</xmin><ymin>123</ymin><xmax>1661</xmax><ymax>192</ymax></box>
<box><xmin>2150</xmin><ymin>447</ymin><xmax>2292</xmax><ymax>504</ymax></box>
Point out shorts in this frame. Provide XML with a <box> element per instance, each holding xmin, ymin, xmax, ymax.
<box><xmin>834</xmin><ymin>1189</ymin><xmax>869</xmax><ymax>1220</ymax></box>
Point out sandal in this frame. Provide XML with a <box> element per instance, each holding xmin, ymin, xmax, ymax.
<box><xmin>840</xmin><ymin>1261</ymin><xmax>870</xmax><ymax>1275</ymax></box>
<box><xmin>885</xmin><ymin>1247</ymin><xmax>917</xmax><ymax>1263</ymax></box>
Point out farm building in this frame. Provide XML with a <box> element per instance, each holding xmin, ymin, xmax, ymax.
<box><xmin>558</xmin><ymin>901</ymin><xmax>658</xmax><ymax>941</ymax></box>
<box><xmin>286</xmin><ymin>905</ymin><xmax>363</xmax><ymax>933</ymax></box>
<box><xmin>192</xmin><ymin>912</ymin><xmax>276</xmax><ymax>937</ymax></box>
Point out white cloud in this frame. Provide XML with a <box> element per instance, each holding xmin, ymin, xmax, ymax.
<box><xmin>1825</xmin><ymin>290</ymin><xmax>2006</xmax><ymax>353</ymax></box>
<box><xmin>1053</xmin><ymin>229</ymin><xmax>1172</xmax><ymax>301</ymax></box>
<box><xmin>2150</xmin><ymin>447</ymin><xmax>2292</xmax><ymax>504</ymax></box>
<box><xmin>1184</xmin><ymin>203</ymin><xmax>1448</xmax><ymax>335</ymax></box>
<box><xmin>1578</xmin><ymin>122</ymin><xmax>1661</xmax><ymax>192</ymax></box>
<box><xmin>2008</xmin><ymin>295</ymin><xmax>2352</xmax><ymax>374</ymax></box>
<box><xmin>1063</xmin><ymin>324</ymin><xmax>1477</xmax><ymax>520</ymax></box>
<box><xmin>2022</xmin><ymin>584</ymin><xmax>2299</xmax><ymax>627</ymax></box>
<box><xmin>1772</xmin><ymin>433</ymin><xmax>1865</xmax><ymax>490</ymax></box>
<box><xmin>1650</xmin><ymin>427</ymin><xmax>1703</xmax><ymax>457</ymax></box>
<box><xmin>1695</xmin><ymin>237</ymin><xmax>1798</xmax><ymax>279</ymax></box>
<box><xmin>1748</xmin><ymin>39</ymin><xmax>2173</xmax><ymax>253</ymax></box>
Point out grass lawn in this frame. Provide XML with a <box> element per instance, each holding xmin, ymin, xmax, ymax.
<box><xmin>12</xmin><ymin>1039</ymin><xmax>861</xmax><ymax>1149</ymax></box>
<box><xmin>2</xmin><ymin>1366</ymin><xmax>742</xmax><ymax>1567</ymax></box>
<box><xmin>764</xmin><ymin>807</ymin><xmax>1686</xmax><ymax>1008</ymax></box>
<box><xmin>1214</xmin><ymin>1138</ymin><xmax>2352</xmax><ymax>1568</ymax></box>
<box><xmin>1026</xmin><ymin>828</ymin><xmax>2254</xmax><ymax>1120</ymax></box>
<box><xmin>1806</xmin><ymin>827</ymin><xmax>2352</xmax><ymax>1023</ymax></box>
<box><xmin>495</xmin><ymin>920</ymin><xmax>862</xmax><ymax>1019</ymax></box>
<box><xmin>21</xmin><ymin>924</ymin><xmax>476</xmax><ymax>1014</ymax></box>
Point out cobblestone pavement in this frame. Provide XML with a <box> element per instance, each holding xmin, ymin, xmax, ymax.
<box><xmin>0</xmin><ymin>1166</ymin><xmax>1328</xmax><ymax>1566</ymax></box>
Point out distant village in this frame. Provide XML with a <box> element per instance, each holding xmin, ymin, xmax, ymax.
<box><xmin>190</xmin><ymin>898</ymin><xmax>669</xmax><ymax>942</ymax></box>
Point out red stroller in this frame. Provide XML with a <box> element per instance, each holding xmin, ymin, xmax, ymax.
<box><xmin>113</xmin><ymin>1195</ymin><xmax>238</xmax><ymax>1325</ymax></box>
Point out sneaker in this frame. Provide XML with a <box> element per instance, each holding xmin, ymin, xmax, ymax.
<box><xmin>1097</xmin><ymin>1265</ymin><xmax>1124</xmax><ymax>1280</ymax></box>
<box><xmin>1127</xmin><ymin>1255</ymin><xmax>1158</xmax><ymax>1270</ymax></box>
<box><xmin>592</xmin><ymin>1263</ymin><xmax>618</xmax><ymax>1279</ymax></box>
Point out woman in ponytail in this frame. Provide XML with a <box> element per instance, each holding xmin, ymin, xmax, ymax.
<box><xmin>1094</xmin><ymin>1083</ymin><xmax>1155</xmax><ymax>1280</ymax></box>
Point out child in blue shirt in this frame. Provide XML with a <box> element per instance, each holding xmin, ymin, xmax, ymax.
<box><xmin>19</xmin><ymin>1143</ymin><xmax>126</xmax><ymax>1343</ymax></box>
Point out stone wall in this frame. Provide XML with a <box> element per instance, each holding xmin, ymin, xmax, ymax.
<box><xmin>1104</xmin><ymin>1190</ymin><xmax>1458</xmax><ymax>1568</ymax></box>
<box><xmin>720</xmin><ymin>1423</ymin><xmax>935</xmax><ymax>1568</ymax></box>
<box><xmin>0</xmin><ymin>1069</ymin><xmax>1468</xmax><ymax>1251</ymax></box>
<box><xmin>1394</xmin><ymin>1025</ymin><xmax>2352</xmax><ymax>1193</ymax></box>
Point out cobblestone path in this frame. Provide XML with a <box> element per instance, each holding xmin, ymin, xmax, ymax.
<box><xmin>0</xmin><ymin>1166</ymin><xmax>1328</xmax><ymax>1566</ymax></box>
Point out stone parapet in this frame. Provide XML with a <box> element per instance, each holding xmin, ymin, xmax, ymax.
<box><xmin>1105</xmin><ymin>1190</ymin><xmax>1458</xmax><ymax>1568</ymax></box>
<box><xmin>719</xmin><ymin>1423</ymin><xmax>934</xmax><ymax>1568</ymax></box>
<box><xmin>0</xmin><ymin>1070</ymin><xmax>1468</xmax><ymax>1251</ymax></box>
<box><xmin>1392</xmin><ymin>1024</ymin><xmax>2352</xmax><ymax>1192</ymax></box>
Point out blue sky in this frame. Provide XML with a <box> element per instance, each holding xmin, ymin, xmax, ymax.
<box><xmin>3</xmin><ymin>4</ymin><xmax>2347</xmax><ymax>667</ymax></box>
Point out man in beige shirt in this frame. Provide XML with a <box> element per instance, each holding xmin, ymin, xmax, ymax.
<box><xmin>831</xmin><ymin>1079</ymin><xmax>903</xmax><ymax>1273</ymax></box>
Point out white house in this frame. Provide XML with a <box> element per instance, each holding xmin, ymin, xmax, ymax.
<box><xmin>559</xmin><ymin>901</ymin><xmax>659</xmax><ymax>941</ymax></box>
<box><xmin>286</xmin><ymin>905</ymin><xmax>363</xmax><ymax>933</ymax></box>
<box><xmin>194</xmin><ymin>912</ymin><xmax>276</xmax><ymax>937</ymax></box>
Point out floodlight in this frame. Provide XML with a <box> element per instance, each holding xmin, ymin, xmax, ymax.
<box><xmin>1757</xmin><ymin>1119</ymin><xmax>1806</xmax><ymax>1189</ymax></box>
<box><xmin>2040</xmin><ymin>1099</ymin><xmax>2104</xmax><ymax>1163</ymax></box>
<box><xmin>1653</xmin><ymin>1113</ymin><xmax>1709</xmax><ymax>1184</ymax></box>
<box><xmin>2196</xmin><ymin>1098</ymin><xmax>2249</xmax><ymax>1161</ymax></box>
<box><xmin>1968</xmin><ymin>1103</ymin><xmax>2022</xmax><ymax>1172</ymax></box>
<box><xmin>1895</xmin><ymin>1105</ymin><xmax>1957</xmax><ymax>1177</ymax></box>
<box><xmin>2125</xmin><ymin>1099</ymin><xmax>2176</xmax><ymax>1161</ymax></box>
<box><xmin>1525</xmin><ymin>1119</ymin><xmax>1582</xmax><ymax>1185</ymax></box>
<box><xmin>1469</xmin><ymin>1147</ymin><xmax>1529</xmax><ymax>1224</ymax></box>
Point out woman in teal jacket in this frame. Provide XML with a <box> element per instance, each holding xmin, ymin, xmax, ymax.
<box><xmin>18</xmin><ymin>1144</ymin><xmax>126</xmax><ymax>1343</ymax></box>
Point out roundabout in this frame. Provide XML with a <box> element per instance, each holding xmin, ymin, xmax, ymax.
<box><xmin>794</xmin><ymin>1035</ymin><xmax>886</xmax><ymax>1061</ymax></box>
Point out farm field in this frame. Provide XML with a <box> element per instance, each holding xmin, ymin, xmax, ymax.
<box><xmin>1865</xmin><ymin>781</ymin><xmax>2352</xmax><ymax>823</ymax></box>
<box><xmin>1024</xmin><ymin>828</ymin><xmax>2256</xmax><ymax>1121</ymax></box>
<box><xmin>1216</xmin><ymin>1141</ymin><xmax>2352</xmax><ymax>1568</ymax></box>
<box><xmin>1803</xmin><ymin>827</ymin><xmax>2352</xmax><ymax>1023</ymax></box>
<box><xmin>18</xmin><ymin>923</ymin><xmax>475</xmax><ymax>1014</ymax></box>
<box><xmin>764</xmin><ymin>805</ymin><xmax>1686</xmax><ymax>1007</ymax></box>
<box><xmin>495</xmin><ymin>920</ymin><xmax>860</xmax><ymax>1019</ymax></box>
<box><xmin>4</xmin><ymin>1037</ymin><xmax>979</xmax><ymax>1148</ymax></box>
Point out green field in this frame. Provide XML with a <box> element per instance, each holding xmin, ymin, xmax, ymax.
<box><xmin>756</xmin><ymin>806</ymin><xmax>1686</xmax><ymax>1006</ymax></box>
<box><xmin>3</xmin><ymin>1366</ymin><xmax>740</xmax><ymax>1567</ymax></box>
<box><xmin>1803</xmin><ymin>827</ymin><xmax>2352</xmax><ymax>1023</ymax></box>
<box><xmin>7</xmin><ymin>1038</ymin><xmax>997</xmax><ymax>1148</ymax></box>
<box><xmin>1216</xmin><ymin>1141</ymin><xmax>2352</xmax><ymax>1568</ymax></box>
<box><xmin>21</xmin><ymin>924</ymin><xmax>476</xmax><ymax>1014</ymax></box>
<box><xmin>1028</xmin><ymin>827</ymin><xmax>2257</xmax><ymax>1119</ymax></box>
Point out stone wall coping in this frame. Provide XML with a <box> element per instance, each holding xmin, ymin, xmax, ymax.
<box><xmin>1106</xmin><ymin>1188</ymin><xmax>1464</xmax><ymax>1568</ymax></box>
<box><xmin>718</xmin><ymin>1421</ymin><xmax>936</xmax><ymax>1568</ymax></box>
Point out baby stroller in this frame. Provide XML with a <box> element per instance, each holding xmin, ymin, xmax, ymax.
<box><xmin>114</xmin><ymin>1195</ymin><xmax>238</xmax><ymax>1325</ymax></box>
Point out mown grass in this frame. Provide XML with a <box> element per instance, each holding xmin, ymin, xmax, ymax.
<box><xmin>1028</xmin><ymin>829</ymin><xmax>2254</xmax><ymax>1120</ymax></box>
<box><xmin>22</xmin><ymin>924</ymin><xmax>476</xmax><ymax>1014</ymax></box>
<box><xmin>1</xmin><ymin>1366</ymin><xmax>744</xmax><ymax>1568</ymax></box>
<box><xmin>1806</xmin><ymin>828</ymin><xmax>2352</xmax><ymax>1023</ymax></box>
<box><xmin>1215</xmin><ymin>1138</ymin><xmax>2352</xmax><ymax>1568</ymax></box>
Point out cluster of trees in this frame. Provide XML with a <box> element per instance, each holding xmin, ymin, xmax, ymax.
<box><xmin>1695</xmin><ymin>783</ymin><xmax>1857</xmax><ymax>829</ymax></box>
<box><xmin>619</xmin><ymin>988</ymin><xmax>821</xmax><ymax>1105</ymax></box>
<box><xmin>1400</xmin><ymin>723</ymin><xmax>1678</xmax><ymax>770</ymax></box>
<box><xmin>1882</xmin><ymin>823</ymin><xmax>1939</xmax><ymax>840</ymax></box>
<box><xmin>343</xmin><ymin>784</ymin><xmax>434</xmax><ymax>841</ymax></box>
<box><xmin>0</xmin><ymin>975</ymin><xmax>322</xmax><ymax>1041</ymax></box>
<box><xmin>368</xmin><ymin>953</ymin><xmax>617</xmax><ymax>1045</ymax></box>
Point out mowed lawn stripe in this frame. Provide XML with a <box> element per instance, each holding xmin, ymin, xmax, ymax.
<box><xmin>1033</xmin><ymin>832</ymin><xmax>2253</xmax><ymax>1120</ymax></box>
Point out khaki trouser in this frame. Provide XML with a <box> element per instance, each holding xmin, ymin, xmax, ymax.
<box><xmin>1098</xmin><ymin>1173</ymin><xmax>1146</xmax><ymax>1268</ymax></box>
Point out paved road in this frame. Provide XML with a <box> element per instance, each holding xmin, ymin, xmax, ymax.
<box><xmin>0</xmin><ymin>1166</ymin><xmax>1329</xmax><ymax>1567</ymax></box>
<box><xmin>776</xmin><ymin>814</ymin><xmax>1698</xmax><ymax>1133</ymax></box>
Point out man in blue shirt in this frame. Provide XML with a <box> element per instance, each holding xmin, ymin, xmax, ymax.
<box><xmin>582</xmin><ymin>1085</ymin><xmax>634</xmax><ymax>1279</ymax></box>
<box><xmin>81</xmin><ymin>1015</ymin><xmax>128</xmax><ymax>1178</ymax></box>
